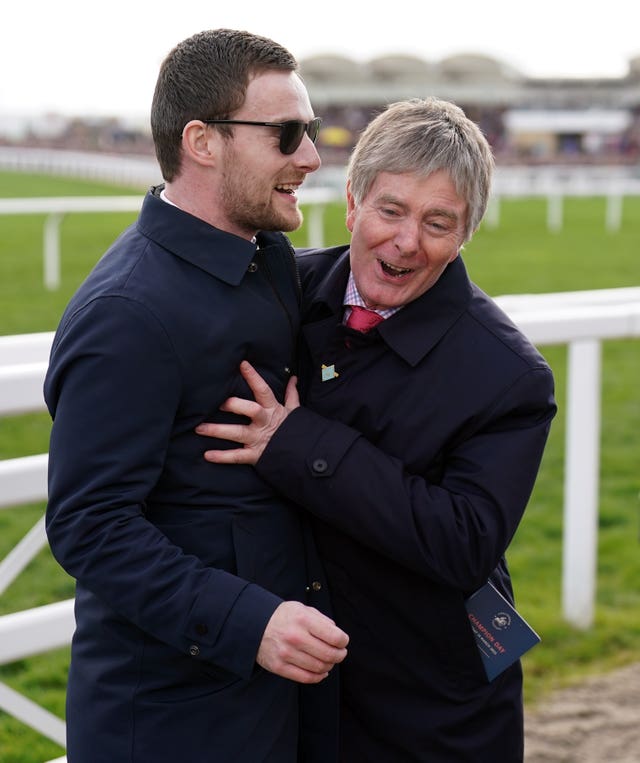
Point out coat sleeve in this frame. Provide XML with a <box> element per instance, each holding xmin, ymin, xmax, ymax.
<box><xmin>45</xmin><ymin>296</ymin><xmax>281</xmax><ymax>679</ymax></box>
<box><xmin>256</xmin><ymin>366</ymin><xmax>556</xmax><ymax>591</ymax></box>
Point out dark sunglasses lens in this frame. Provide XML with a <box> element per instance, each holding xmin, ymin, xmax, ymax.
<box><xmin>308</xmin><ymin>118</ymin><xmax>322</xmax><ymax>144</ymax></box>
<box><xmin>279</xmin><ymin>119</ymin><xmax>322</xmax><ymax>154</ymax></box>
<box><xmin>280</xmin><ymin>122</ymin><xmax>307</xmax><ymax>155</ymax></box>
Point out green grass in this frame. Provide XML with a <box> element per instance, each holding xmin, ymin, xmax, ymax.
<box><xmin>1</xmin><ymin>173</ymin><xmax>639</xmax><ymax>761</ymax></box>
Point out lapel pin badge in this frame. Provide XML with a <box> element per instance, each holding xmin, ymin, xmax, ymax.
<box><xmin>321</xmin><ymin>364</ymin><xmax>339</xmax><ymax>382</ymax></box>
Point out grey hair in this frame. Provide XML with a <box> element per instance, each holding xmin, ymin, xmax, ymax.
<box><xmin>347</xmin><ymin>98</ymin><xmax>494</xmax><ymax>242</ymax></box>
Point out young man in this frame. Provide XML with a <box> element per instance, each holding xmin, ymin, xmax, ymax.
<box><xmin>199</xmin><ymin>97</ymin><xmax>557</xmax><ymax>762</ymax></box>
<box><xmin>44</xmin><ymin>29</ymin><xmax>347</xmax><ymax>763</ymax></box>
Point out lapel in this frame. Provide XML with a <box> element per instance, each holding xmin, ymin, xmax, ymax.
<box><xmin>301</xmin><ymin>251</ymin><xmax>351</xmax><ymax>353</ymax></box>
<box><xmin>138</xmin><ymin>189</ymin><xmax>291</xmax><ymax>287</ymax></box>
<box><xmin>378</xmin><ymin>257</ymin><xmax>474</xmax><ymax>366</ymax></box>
<box><xmin>301</xmin><ymin>252</ymin><xmax>475</xmax><ymax>367</ymax></box>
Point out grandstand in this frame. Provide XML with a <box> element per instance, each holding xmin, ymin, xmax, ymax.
<box><xmin>301</xmin><ymin>51</ymin><xmax>640</xmax><ymax>166</ymax></box>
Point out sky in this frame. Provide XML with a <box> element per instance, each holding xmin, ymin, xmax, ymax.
<box><xmin>3</xmin><ymin>0</ymin><xmax>640</xmax><ymax>121</ymax></box>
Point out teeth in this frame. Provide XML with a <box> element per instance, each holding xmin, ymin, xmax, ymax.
<box><xmin>381</xmin><ymin>260</ymin><xmax>412</xmax><ymax>275</ymax></box>
<box><xmin>276</xmin><ymin>184</ymin><xmax>297</xmax><ymax>194</ymax></box>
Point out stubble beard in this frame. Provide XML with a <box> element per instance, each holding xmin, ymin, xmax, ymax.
<box><xmin>221</xmin><ymin>166</ymin><xmax>303</xmax><ymax>234</ymax></box>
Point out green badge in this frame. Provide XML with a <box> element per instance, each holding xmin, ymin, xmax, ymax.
<box><xmin>321</xmin><ymin>364</ymin><xmax>339</xmax><ymax>382</ymax></box>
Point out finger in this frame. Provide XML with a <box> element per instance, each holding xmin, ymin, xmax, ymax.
<box><xmin>308</xmin><ymin>617</ymin><xmax>350</xmax><ymax>650</ymax></box>
<box><xmin>266</xmin><ymin>638</ymin><xmax>342</xmax><ymax>676</ymax></box>
<box><xmin>301</xmin><ymin>636</ymin><xmax>349</xmax><ymax>666</ymax></box>
<box><xmin>203</xmin><ymin>447</ymin><xmax>256</xmax><ymax>464</ymax></box>
<box><xmin>196</xmin><ymin>422</ymin><xmax>248</xmax><ymax>443</ymax></box>
<box><xmin>285</xmin><ymin>649</ymin><xmax>346</xmax><ymax>675</ymax></box>
<box><xmin>218</xmin><ymin>395</ymin><xmax>262</xmax><ymax>419</ymax></box>
<box><xmin>284</xmin><ymin>375</ymin><xmax>300</xmax><ymax>410</ymax></box>
<box><xmin>239</xmin><ymin>360</ymin><xmax>278</xmax><ymax>407</ymax></box>
<box><xmin>271</xmin><ymin>664</ymin><xmax>330</xmax><ymax>684</ymax></box>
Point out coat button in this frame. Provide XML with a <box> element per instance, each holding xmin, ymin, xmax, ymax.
<box><xmin>247</xmin><ymin>261</ymin><xmax>258</xmax><ymax>273</ymax></box>
<box><xmin>311</xmin><ymin>581</ymin><xmax>322</xmax><ymax>591</ymax></box>
<box><xmin>195</xmin><ymin>623</ymin><xmax>208</xmax><ymax>636</ymax></box>
<box><xmin>189</xmin><ymin>644</ymin><xmax>200</xmax><ymax>657</ymax></box>
<box><xmin>312</xmin><ymin>458</ymin><xmax>328</xmax><ymax>474</ymax></box>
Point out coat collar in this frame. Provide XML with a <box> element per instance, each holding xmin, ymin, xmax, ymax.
<box><xmin>136</xmin><ymin>188</ymin><xmax>290</xmax><ymax>286</ymax></box>
<box><xmin>302</xmin><ymin>249</ymin><xmax>474</xmax><ymax>367</ymax></box>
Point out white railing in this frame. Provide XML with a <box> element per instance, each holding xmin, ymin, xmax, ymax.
<box><xmin>1</xmin><ymin>287</ymin><xmax>639</xmax><ymax>758</ymax></box>
<box><xmin>1</xmin><ymin>184</ymin><xmax>637</xmax><ymax>292</ymax></box>
<box><xmin>0</xmin><ymin>328</ymin><xmax>71</xmax><ymax>758</ymax></box>
<box><xmin>0</xmin><ymin>188</ymin><xmax>342</xmax><ymax>291</ymax></box>
<box><xmin>485</xmin><ymin>165</ymin><xmax>640</xmax><ymax>234</ymax></box>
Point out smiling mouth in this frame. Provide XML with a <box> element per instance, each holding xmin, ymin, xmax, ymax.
<box><xmin>275</xmin><ymin>183</ymin><xmax>299</xmax><ymax>196</ymax></box>
<box><xmin>379</xmin><ymin>259</ymin><xmax>413</xmax><ymax>277</ymax></box>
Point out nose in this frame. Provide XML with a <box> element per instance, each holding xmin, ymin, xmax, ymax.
<box><xmin>394</xmin><ymin>219</ymin><xmax>421</xmax><ymax>256</ymax></box>
<box><xmin>293</xmin><ymin>133</ymin><xmax>322</xmax><ymax>172</ymax></box>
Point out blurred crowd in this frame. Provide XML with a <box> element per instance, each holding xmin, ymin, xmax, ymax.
<box><xmin>3</xmin><ymin>103</ymin><xmax>640</xmax><ymax>168</ymax></box>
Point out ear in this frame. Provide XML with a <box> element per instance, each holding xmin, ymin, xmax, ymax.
<box><xmin>345</xmin><ymin>180</ymin><xmax>357</xmax><ymax>233</ymax></box>
<box><xmin>181</xmin><ymin>120</ymin><xmax>219</xmax><ymax>168</ymax></box>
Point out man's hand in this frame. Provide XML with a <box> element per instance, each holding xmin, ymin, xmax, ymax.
<box><xmin>257</xmin><ymin>601</ymin><xmax>349</xmax><ymax>684</ymax></box>
<box><xmin>196</xmin><ymin>360</ymin><xmax>299</xmax><ymax>464</ymax></box>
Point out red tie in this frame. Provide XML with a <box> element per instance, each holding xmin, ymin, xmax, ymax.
<box><xmin>346</xmin><ymin>305</ymin><xmax>384</xmax><ymax>333</ymax></box>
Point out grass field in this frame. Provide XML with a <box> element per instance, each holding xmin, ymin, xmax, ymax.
<box><xmin>1</xmin><ymin>172</ymin><xmax>639</xmax><ymax>762</ymax></box>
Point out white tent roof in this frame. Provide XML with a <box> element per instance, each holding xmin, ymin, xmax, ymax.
<box><xmin>504</xmin><ymin>109</ymin><xmax>632</xmax><ymax>133</ymax></box>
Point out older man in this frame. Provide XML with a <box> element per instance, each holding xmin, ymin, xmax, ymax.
<box><xmin>198</xmin><ymin>97</ymin><xmax>557</xmax><ymax>762</ymax></box>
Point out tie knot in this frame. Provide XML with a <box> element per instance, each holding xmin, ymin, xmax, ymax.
<box><xmin>346</xmin><ymin>305</ymin><xmax>385</xmax><ymax>333</ymax></box>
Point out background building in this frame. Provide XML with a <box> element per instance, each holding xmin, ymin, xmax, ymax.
<box><xmin>301</xmin><ymin>51</ymin><xmax>640</xmax><ymax>166</ymax></box>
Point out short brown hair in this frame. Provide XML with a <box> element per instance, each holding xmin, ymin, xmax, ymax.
<box><xmin>151</xmin><ymin>29</ymin><xmax>298</xmax><ymax>181</ymax></box>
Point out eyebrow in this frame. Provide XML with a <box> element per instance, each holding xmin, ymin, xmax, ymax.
<box><xmin>425</xmin><ymin>208</ymin><xmax>460</xmax><ymax>222</ymax></box>
<box><xmin>376</xmin><ymin>195</ymin><xmax>461</xmax><ymax>222</ymax></box>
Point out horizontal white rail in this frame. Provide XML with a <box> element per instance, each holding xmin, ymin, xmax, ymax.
<box><xmin>0</xmin><ymin>600</ymin><xmax>74</xmax><ymax>665</ymax></box>
<box><xmin>0</xmin><ymin>454</ymin><xmax>48</xmax><ymax>509</ymax></box>
<box><xmin>0</xmin><ymin>190</ymin><xmax>343</xmax><ymax>290</ymax></box>
<box><xmin>495</xmin><ymin>285</ymin><xmax>640</xmax><ymax>310</ymax></box>
<box><xmin>502</xmin><ymin>302</ymin><xmax>640</xmax><ymax>344</ymax></box>
<box><xmin>0</xmin><ymin>331</ymin><xmax>54</xmax><ymax>365</ymax></box>
<box><xmin>0</xmin><ymin>361</ymin><xmax>48</xmax><ymax>414</ymax></box>
<box><xmin>0</xmin><ymin>195</ymin><xmax>143</xmax><ymax>215</ymax></box>
<box><xmin>0</xmin><ymin>188</ymin><xmax>339</xmax><ymax>216</ymax></box>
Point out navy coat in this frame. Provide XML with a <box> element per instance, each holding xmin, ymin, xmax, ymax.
<box><xmin>256</xmin><ymin>247</ymin><xmax>557</xmax><ymax>762</ymax></box>
<box><xmin>44</xmin><ymin>190</ymin><xmax>337</xmax><ymax>763</ymax></box>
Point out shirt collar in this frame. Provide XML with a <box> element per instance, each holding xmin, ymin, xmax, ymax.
<box><xmin>343</xmin><ymin>271</ymin><xmax>403</xmax><ymax>321</ymax></box>
<box><xmin>140</xmin><ymin>189</ymin><xmax>265</xmax><ymax>286</ymax></box>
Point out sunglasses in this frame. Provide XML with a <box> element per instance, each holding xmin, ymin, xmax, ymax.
<box><xmin>201</xmin><ymin>117</ymin><xmax>322</xmax><ymax>155</ymax></box>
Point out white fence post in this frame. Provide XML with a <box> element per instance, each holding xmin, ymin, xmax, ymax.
<box><xmin>547</xmin><ymin>193</ymin><xmax>563</xmax><ymax>232</ymax></box>
<box><xmin>43</xmin><ymin>212</ymin><xmax>64</xmax><ymax>291</ymax></box>
<box><xmin>562</xmin><ymin>339</ymin><xmax>602</xmax><ymax>629</ymax></box>
<box><xmin>605</xmin><ymin>193</ymin><xmax>623</xmax><ymax>233</ymax></box>
<box><xmin>484</xmin><ymin>195</ymin><xmax>501</xmax><ymax>229</ymax></box>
